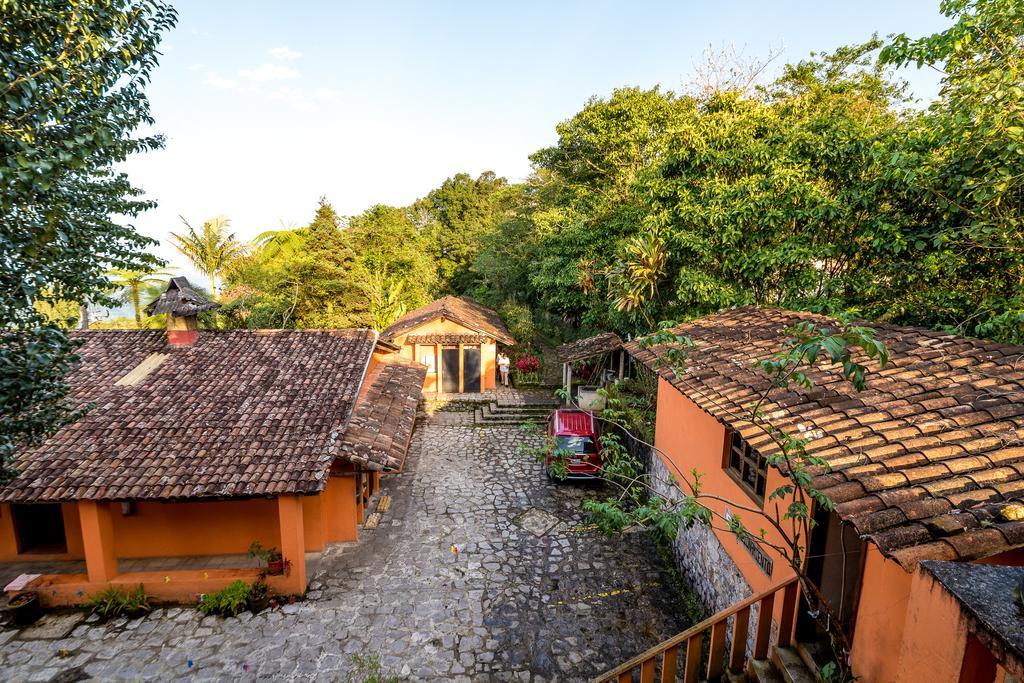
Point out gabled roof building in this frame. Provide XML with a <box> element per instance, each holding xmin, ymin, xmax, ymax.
<box><xmin>622</xmin><ymin>306</ymin><xmax>1024</xmax><ymax>682</ymax></box>
<box><xmin>0</xmin><ymin>279</ymin><xmax>425</xmax><ymax>605</ymax></box>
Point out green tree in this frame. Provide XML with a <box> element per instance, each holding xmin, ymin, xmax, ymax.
<box><xmin>107</xmin><ymin>267</ymin><xmax>174</xmax><ymax>326</ymax></box>
<box><xmin>0</xmin><ymin>0</ymin><xmax>176</xmax><ymax>480</ymax></box>
<box><xmin>295</xmin><ymin>198</ymin><xmax>364</xmax><ymax>328</ymax></box>
<box><xmin>170</xmin><ymin>216</ymin><xmax>243</xmax><ymax>297</ymax></box>
<box><xmin>525</xmin><ymin>87</ymin><xmax>693</xmax><ymax>332</ymax></box>
<box><xmin>880</xmin><ymin>0</ymin><xmax>1024</xmax><ymax>342</ymax></box>
<box><xmin>414</xmin><ymin>172</ymin><xmax>511</xmax><ymax>293</ymax></box>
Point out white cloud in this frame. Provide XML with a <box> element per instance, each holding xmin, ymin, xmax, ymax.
<box><xmin>266</xmin><ymin>85</ymin><xmax>317</xmax><ymax>112</ymax></box>
<box><xmin>268</xmin><ymin>46</ymin><xmax>302</xmax><ymax>61</ymax></box>
<box><xmin>239</xmin><ymin>63</ymin><xmax>301</xmax><ymax>83</ymax></box>
<box><xmin>314</xmin><ymin>87</ymin><xmax>342</xmax><ymax>102</ymax></box>
<box><xmin>186</xmin><ymin>63</ymin><xmax>205</xmax><ymax>71</ymax></box>
<box><xmin>203</xmin><ymin>71</ymin><xmax>237</xmax><ymax>89</ymax></box>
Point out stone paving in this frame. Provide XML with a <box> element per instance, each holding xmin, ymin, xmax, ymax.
<box><xmin>0</xmin><ymin>403</ymin><xmax>692</xmax><ymax>682</ymax></box>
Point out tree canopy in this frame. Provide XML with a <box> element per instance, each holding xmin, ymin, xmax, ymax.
<box><xmin>0</xmin><ymin>0</ymin><xmax>176</xmax><ymax>479</ymax></box>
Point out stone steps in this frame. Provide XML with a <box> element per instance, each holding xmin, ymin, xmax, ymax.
<box><xmin>744</xmin><ymin>646</ymin><xmax>817</xmax><ymax>683</ymax></box>
<box><xmin>474</xmin><ymin>400</ymin><xmax>556</xmax><ymax>426</ymax></box>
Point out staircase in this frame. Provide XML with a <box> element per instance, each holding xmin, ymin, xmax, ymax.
<box><xmin>473</xmin><ymin>398</ymin><xmax>557</xmax><ymax>426</ymax></box>
<box><xmin>592</xmin><ymin>577</ymin><xmax>819</xmax><ymax>683</ymax></box>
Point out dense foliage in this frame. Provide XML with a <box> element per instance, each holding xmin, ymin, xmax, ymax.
<box><xmin>225</xmin><ymin>0</ymin><xmax>1021</xmax><ymax>347</ymax></box>
<box><xmin>1</xmin><ymin>0</ymin><xmax>176</xmax><ymax>479</ymax></box>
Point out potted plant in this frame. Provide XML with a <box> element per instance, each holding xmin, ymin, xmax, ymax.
<box><xmin>248</xmin><ymin>541</ymin><xmax>286</xmax><ymax>575</ymax></box>
<box><xmin>6</xmin><ymin>591</ymin><xmax>42</xmax><ymax>626</ymax></box>
<box><xmin>248</xmin><ymin>579</ymin><xmax>270</xmax><ymax>613</ymax></box>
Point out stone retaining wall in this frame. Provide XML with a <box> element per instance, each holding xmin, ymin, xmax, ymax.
<box><xmin>645</xmin><ymin>449</ymin><xmax>752</xmax><ymax>616</ymax></box>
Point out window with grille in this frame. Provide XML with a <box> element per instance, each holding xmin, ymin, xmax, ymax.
<box><xmin>725</xmin><ymin>430</ymin><xmax>768</xmax><ymax>503</ymax></box>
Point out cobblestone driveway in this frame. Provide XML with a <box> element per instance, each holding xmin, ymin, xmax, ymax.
<box><xmin>1</xmin><ymin>409</ymin><xmax>691</xmax><ymax>682</ymax></box>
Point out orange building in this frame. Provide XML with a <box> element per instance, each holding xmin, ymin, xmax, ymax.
<box><xmin>0</xmin><ymin>278</ymin><xmax>425</xmax><ymax>606</ymax></box>
<box><xmin>380</xmin><ymin>296</ymin><xmax>514</xmax><ymax>394</ymax></box>
<box><xmin>622</xmin><ymin>307</ymin><xmax>1024</xmax><ymax>682</ymax></box>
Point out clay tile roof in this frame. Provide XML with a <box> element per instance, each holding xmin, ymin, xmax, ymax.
<box><xmin>0</xmin><ymin>328</ymin><xmax>378</xmax><ymax>503</ymax></box>
<box><xmin>625</xmin><ymin>306</ymin><xmax>1024</xmax><ymax>569</ymax></box>
<box><xmin>405</xmin><ymin>333</ymin><xmax>491</xmax><ymax>345</ymax></box>
<box><xmin>144</xmin><ymin>277</ymin><xmax>221</xmax><ymax>316</ymax></box>
<box><xmin>556</xmin><ymin>332</ymin><xmax>624</xmax><ymax>363</ymax></box>
<box><xmin>380</xmin><ymin>296</ymin><xmax>514</xmax><ymax>346</ymax></box>
<box><xmin>339</xmin><ymin>356</ymin><xmax>427</xmax><ymax>471</ymax></box>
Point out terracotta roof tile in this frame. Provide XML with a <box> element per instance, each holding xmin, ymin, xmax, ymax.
<box><xmin>626</xmin><ymin>306</ymin><xmax>1024</xmax><ymax>569</ymax></box>
<box><xmin>381</xmin><ymin>296</ymin><xmax>514</xmax><ymax>345</ymax></box>
<box><xmin>556</xmin><ymin>332</ymin><xmax>624</xmax><ymax>363</ymax></box>
<box><xmin>0</xmin><ymin>329</ymin><xmax>378</xmax><ymax>502</ymax></box>
<box><xmin>339</xmin><ymin>356</ymin><xmax>427</xmax><ymax>471</ymax></box>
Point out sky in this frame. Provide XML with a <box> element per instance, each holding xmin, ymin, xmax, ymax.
<box><xmin>122</xmin><ymin>0</ymin><xmax>951</xmax><ymax>284</ymax></box>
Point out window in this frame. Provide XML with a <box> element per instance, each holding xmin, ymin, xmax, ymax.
<box><xmin>555</xmin><ymin>435</ymin><xmax>598</xmax><ymax>455</ymax></box>
<box><xmin>725</xmin><ymin>430</ymin><xmax>768</xmax><ymax>502</ymax></box>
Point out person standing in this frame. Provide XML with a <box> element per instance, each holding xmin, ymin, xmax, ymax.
<box><xmin>498</xmin><ymin>353</ymin><xmax>511</xmax><ymax>386</ymax></box>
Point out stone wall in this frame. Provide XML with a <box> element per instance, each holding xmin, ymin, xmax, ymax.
<box><xmin>646</xmin><ymin>450</ymin><xmax>752</xmax><ymax>616</ymax></box>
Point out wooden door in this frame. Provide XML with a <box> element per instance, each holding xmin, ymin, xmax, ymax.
<box><xmin>463</xmin><ymin>346</ymin><xmax>481</xmax><ymax>392</ymax></box>
<box><xmin>441</xmin><ymin>347</ymin><xmax>460</xmax><ymax>393</ymax></box>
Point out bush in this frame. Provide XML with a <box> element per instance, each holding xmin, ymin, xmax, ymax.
<box><xmin>499</xmin><ymin>300</ymin><xmax>536</xmax><ymax>346</ymax></box>
<box><xmin>88</xmin><ymin>584</ymin><xmax>152</xmax><ymax>618</ymax></box>
<box><xmin>199</xmin><ymin>580</ymin><xmax>251</xmax><ymax>617</ymax></box>
<box><xmin>515</xmin><ymin>355</ymin><xmax>540</xmax><ymax>373</ymax></box>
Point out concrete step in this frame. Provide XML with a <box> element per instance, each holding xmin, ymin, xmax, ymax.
<box><xmin>748</xmin><ymin>658</ymin><xmax>786</xmax><ymax>683</ymax></box>
<box><xmin>473</xmin><ymin>408</ymin><xmax>546</xmax><ymax>425</ymax></box>
<box><xmin>483</xmin><ymin>404</ymin><xmax>552</xmax><ymax>418</ymax></box>
<box><xmin>795</xmin><ymin>641</ymin><xmax>830</xmax><ymax>679</ymax></box>
<box><xmin>770</xmin><ymin>647</ymin><xmax>816</xmax><ymax>683</ymax></box>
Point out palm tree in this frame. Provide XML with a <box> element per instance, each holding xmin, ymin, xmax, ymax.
<box><xmin>107</xmin><ymin>268</ymin><xmax>175</xmax><ymax>326</ymax></box>
<box><xmin>169</xmin><ymin>216</ymin><xmax>244</xmax><ymax>296</ymax></box>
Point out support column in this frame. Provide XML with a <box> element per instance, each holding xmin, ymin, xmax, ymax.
<box><xmin>435</xmin><ymin>343</ymin><xmax>441</xmax><ymax>394</ymax></box>
<box><xmin>277</xmin><ymin>495</ymin><xmax>307</xmax><ymax>594</ymax></box>
<box><xmin>458</xmin><ymin>343</ymin><xmax>465</xmax><ymax>393</ymax></box>
<box><xmin>619</xmin><ymin>350</ymin><xmax>626</xmax><ymax>380</ymax></box>
<box><xmin>78</xmin><ymin>500</ymin><xmax>118</xmax><ymax>583</ymax></box>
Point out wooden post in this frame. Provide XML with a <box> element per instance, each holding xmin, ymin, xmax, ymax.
<box><xmin>566</xmin><ymin>364</ymin><xmax>573</xmax><ymax>402</ymax></box>
<box><xmin>754</xmin><ymin>591</ymin><xmax>776</xmax><ymax>659</ymax></box>
<box><xmin>435</xmin><ymin>343</ymin><xmax>441</xmax><ymax>394</ymax></box>
<box><xmin>707</xmin><ymin>618</ymin><xmax>728</xmax><ymax>679</ymax></box>
<box><xmin>458</xmin><ymin>343</ymin><xmax>465</xmax><ymax>393</ymax></box>
<box><xmin>78</xmin><ymin>500</ymin><xmax>118</xmax><ymax>583</ymax></box>
<box><xmin>619</xmin><ymin>349</ymin><xmax>626</xmax><ymax>380</ymax></box>
<box><xmin>730</xmin><ymin>605</ymin><xmax>751</xmax><ymax>672</ymax></box>
<box><xmin>277</xmin><ymin>494</ymin><xmax>307</xmax><ymax>594</ymax></box>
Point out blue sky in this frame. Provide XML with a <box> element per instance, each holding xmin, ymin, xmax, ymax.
<box><xmin>123</xmin><ymin>0</ymin><xmax>950</xmax><ymax>280</ymax></box>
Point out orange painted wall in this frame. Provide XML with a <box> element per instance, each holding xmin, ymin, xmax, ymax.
<box><xmin>0</xmin><ymin>503</ymin><xmax>85</xmax><ymax>561</ymax></box>
<box><xmin>324</xmin><ymin>475</ymin><xmax>358</xmax><ymax>542</ymax></box>
<box><xmin>893</xmin><ymin>566</ymin><xmax>971</xmax><ymax>683</ymax></box>
<box><xmin>849</xmin><ymin>546</ymin><xmax>914</xmax><ymax>682</ymax></box>
<box><xmin>0</xmin><ymin>488</ymin><xmax>361</xmax><ymax>564</ymax></box>
<box><xmin>394</xmin><ymin>316</ymin><xmax>498</xmax><ymax>391</ymax></box>
<box><xmin>110</xmin><ymin>499</ymin><xmax>281</xmax><ymax>557</ymax></box>
<box><xmin>653</xmin><ymin>378</ymin><xmax>797</xmax><ymax>622</ymax></box>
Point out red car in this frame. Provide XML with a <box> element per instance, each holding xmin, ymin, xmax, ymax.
<box><xmin>545</xmin><ymin>409</ymin><xmax>602</xmax><ymax>480</ymax></box>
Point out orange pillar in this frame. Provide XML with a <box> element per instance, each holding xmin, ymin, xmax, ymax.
<box><xmin>78</xmin><ymin>501</ymin><xmax>118</xmax><ymax>583</ymax></box>
<box><xmin>277</xmin><ymin>495</ymin><xmax>307</xmax><ymax>594</ymax></box>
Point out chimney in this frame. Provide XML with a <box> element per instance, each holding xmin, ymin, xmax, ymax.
<box><xmin>145</xmin><ymin>277</ymin><xmax>220</xmax><ymax>347</ymax></box>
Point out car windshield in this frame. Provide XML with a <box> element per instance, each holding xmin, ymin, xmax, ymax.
<box><xmin>555</xmin><ymin>435</ymin><xmax>597</xmax><ymax>454</ymax></box>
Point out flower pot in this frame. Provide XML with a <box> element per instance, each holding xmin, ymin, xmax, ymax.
<box><xmin>267</xmin><ymin>558</ymin><xmax>284</xmax><ymax>575</ymax></box>
<box><xmin>7</xmin><ymin>592</ymin><xmax>42</xmax><ymax>626</ymax></box>
<box><xmin>576</xmin><ymin>385</ymin><xmax>606</xmax><ymax>411</ymax></box>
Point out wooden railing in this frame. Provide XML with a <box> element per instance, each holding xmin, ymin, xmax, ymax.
<box><xmin>592</xmin><ymin>576</ymin><xmax>800</xmax><ymax>683</ymax></box>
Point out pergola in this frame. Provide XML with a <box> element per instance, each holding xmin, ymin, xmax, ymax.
<box><xmin>554</xmin><ymin>331</ymin><xmax>626</xmax><ymax>397</ymax></box>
